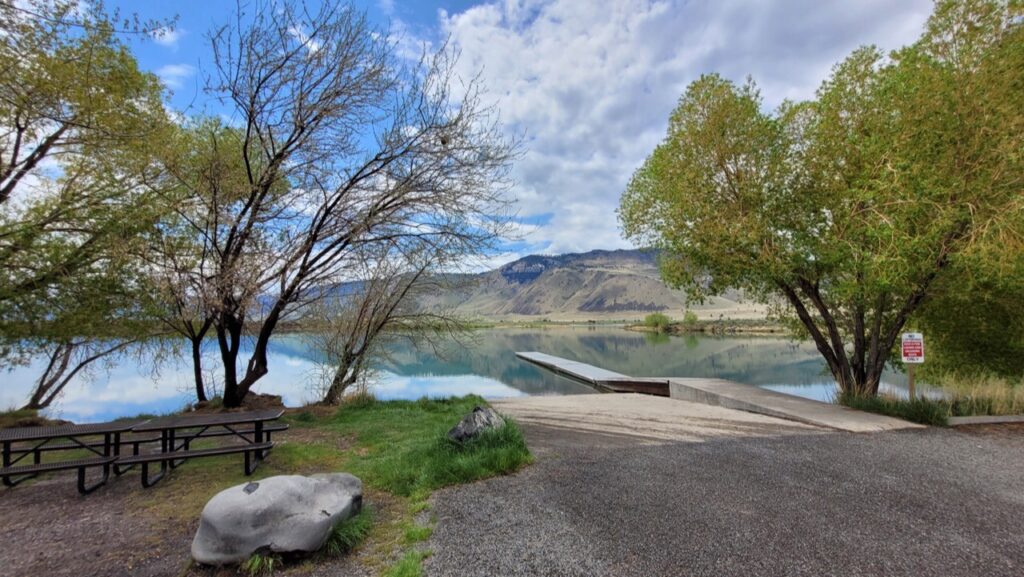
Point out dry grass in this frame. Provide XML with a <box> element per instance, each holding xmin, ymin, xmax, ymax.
<box><xmin>938</xmin><ymin>373</ymin><xmax>1024</xmax><ymax>416</ymax></box>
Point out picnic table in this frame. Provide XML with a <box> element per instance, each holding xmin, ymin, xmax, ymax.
<box><xmin>120</xmin><ymin>409</ymin><xmax>286</xmax><ymax>487</ymax></box>
<box><xmin>0</xmin><ymin>421</ymin><xmax>143</xmax><ymax>494</ymax></box>
<box><xmin>0</xmin><ymin>409</ymin><xmax>288</xmax><ymax>494</ymax></box>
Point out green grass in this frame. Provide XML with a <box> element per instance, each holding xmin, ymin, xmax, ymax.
<box><xmin>384</xmin><ymin>550</ymin><xmax>432</xmax><ymax>577</ymax></box>
<box><xmin>316</xmin><ymin>395</ymin><xmax>532</xmax><ymax>500</ymax></box>
<box><xmin>840</xmin><ymin>375</ymin><xmax>1024</xmax><ymax>426</ymax></box>
<box><xmin>242</xmin><ymin>552</ymin><xmax>282</xmax><ymax>577</ymax></box>
<box><xmin>839</xmin><ymin>393</ymin><xmax>950</xmax><ymax>426</ymax></box>
<box><xmin>402</xmin><ymin>523</ymin><xmax>433</xmax><ymax>545</ymax></box>
<box><xmin>321</xmin><ymin>507</ymin><xmax>374</xmax><ymax>557</ymax></box>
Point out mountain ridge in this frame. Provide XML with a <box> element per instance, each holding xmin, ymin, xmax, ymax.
<box><xmin>423</xmin><ymin>249</ymin><xmax>766</xmax><ymax>321</ymax></box>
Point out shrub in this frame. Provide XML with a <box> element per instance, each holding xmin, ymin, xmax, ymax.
<box><xmin>682</xmin><ymin>310</ymin><xmax>699</xmax><ymax>327</ymax></box>
<box><xmin>643</xmin><ymin>312</ymin><xmax>672</xmax><ymax>331</ymax></box>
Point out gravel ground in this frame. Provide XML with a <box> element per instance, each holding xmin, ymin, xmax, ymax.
<box><xmin>426</xmin><ymin>424</ymin><xmax>1024</xmax><ymax>577</ymax></box>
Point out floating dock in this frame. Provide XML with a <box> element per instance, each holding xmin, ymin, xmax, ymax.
<box><xmin>515</xmin><ymin>352</ymin><xmax>670</xmax><ymax>396</ymax></box>
<box><xmin>515</xmin><ymin>351</ymin><xmax>921</xmax><ymax>432</ymax></box>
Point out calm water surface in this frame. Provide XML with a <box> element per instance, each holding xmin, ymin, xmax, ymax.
<box><xmin>1</xmin><ymin>327</ymin><xmax>930</xmax><ymax>423</ymax></box>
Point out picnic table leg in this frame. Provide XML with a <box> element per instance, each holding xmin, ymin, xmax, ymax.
<box><xmin>139</xmin><ymin>429</ymin><xmax>169</xmax><ymax>487</ymax></box>
<box><xmin>169</xmin><ymin>428</ymin><xmax>185</xmax><ymax>469</ymax></box>
<box><xmin>244</xmin><ymin>448</ymin><xmax>259</xmax><ymax>476</ymax></box>
<box><xmin>254</xmin><ymin>421</ymin><xmax>265</xmax><ymax>461</ymax></box>
<box><xmin>76</xmin><ymin>434</ymin><xmax>112</xmax><ymax>495</ymax></box>
<box><xmin>2</xmin><ymin>440</ymin><xmax>38</xmax><ymax>488</ymax></box>
<box><xmin>113</xmin><ymin>432</ymin><xmax>130</xmax><ymax>475</ymax></box>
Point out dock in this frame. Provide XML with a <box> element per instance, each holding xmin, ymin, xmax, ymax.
<box><xmin>515</xmin><ymin>352</ymin><xmax>670</xmax><ymax>396</ymax></box>
<box><xmin>515</xmin><ymin>351</ymin><xmax>921</xmax><ymax>432</ymax></box>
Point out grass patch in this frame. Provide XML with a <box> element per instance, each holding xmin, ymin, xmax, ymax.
<box><xmin>403</xmin><ymin>523</ymin><xmax>433</xmax><ymax>545</ymax></box>
<box><xmin>384</xmin><ymin>550</ymin><xmax>432</xmax><ymax>577</ymax></box>
<box><xmin>319</xmin><ymin>395</ymin><xmax>532</xmax><ymax>499</ymax></box>
<box><xmin>839</xmin><ymin>393</ymin><xmax>950</xmax><ymax>426</ymax></box>
<box><xmin>840</xmin><ymin>375</ymin><xmax>1024</xmax><ymax>426</ymax></box>
<box><xmin>936</xmin><ymin>373</ymin><xmax>1024</xmax><ymax>416</ymax></box>
<box><xmin>321</xmin><ymin>506</ymin><xmax>374</xmax><ymax>557</ymax></box>
<box><xmin>242</xmin><ymin>552</ymin><xmax>282</xmax><ymax>577</ymax></box>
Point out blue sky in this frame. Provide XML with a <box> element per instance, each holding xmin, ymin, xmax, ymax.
<box><xmin>111</xmin><ymin>0</ymin><xmax>934</xmax><ymax>270</ymax></box>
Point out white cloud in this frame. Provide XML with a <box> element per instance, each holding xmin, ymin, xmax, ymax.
<box><xmin>152</xmin><ymin>26</ymin><xmax>184</xmax><ymax>48</ymax></box>
<box><xmin>422</xmin><ymin>0</ymin><xmax>932</xmax><ymax>260</ymax></box>
<box><xmin>156</xmin><ymin>63</ymin><xmax>196</xmax><ymax>89</ymax></box>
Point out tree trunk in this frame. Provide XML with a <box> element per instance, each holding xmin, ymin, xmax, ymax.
<box><xmin>191</xmin><ymin>337</ymin><xmax>207</xmax><ymax>403</ymax></box>
<box><xmin>189</xmin><ymin>319</ymin><xmax>213</xmax><ymax>403</ymax></box>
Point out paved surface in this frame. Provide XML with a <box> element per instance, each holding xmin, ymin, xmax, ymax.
<box><xmin>669</xmin><ymin>378</ymin><xmax>921</xmax><ymax>432</ymax></box>
<box><xmin>517</xmin><ymin>351</ymin><xmax>917</xmax><ymax>432</ymax></box>
<box><xmin>492</xmin><ymin>394</ymin><xmax>820</xmax><ymax>442</ymax></box>
<box><xmin>426</xmin><ymin>400</ymin><xmax>1024</xmax><ymax>577</ymax></box>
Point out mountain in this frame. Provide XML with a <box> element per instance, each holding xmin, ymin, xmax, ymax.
<box><xmin>422</xmin><ymin>249</ymin><xmax>767</xmax><ymax>321</ymax></box>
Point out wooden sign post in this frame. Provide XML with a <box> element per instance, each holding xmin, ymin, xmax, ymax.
<box><xmin>901</xmin><ymin>332</ymin><xmax>925</xmax><ymax>399</ymax></box>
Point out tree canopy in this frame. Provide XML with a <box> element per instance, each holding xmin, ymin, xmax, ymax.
<box><xmin>620</xmin><ymin>0</ymin><xmax>1024</xmax><ymax>395</ymax></box>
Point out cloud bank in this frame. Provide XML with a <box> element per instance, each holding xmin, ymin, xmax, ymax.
<box><xmin>424</xmin><ymin>0</ymin><xmax>932</xmax><ymax>262</ymax></box>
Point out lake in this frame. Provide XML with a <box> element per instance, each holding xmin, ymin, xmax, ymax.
<box><xmin>1</xmin><ymin>327</ymin><xmax>930</xmax><ymax>423</ymax></box>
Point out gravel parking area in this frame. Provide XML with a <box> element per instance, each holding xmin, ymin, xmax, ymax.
<box><xmin>426</xmin><ymin>421</ymin><xmax>1024</xmax><ymax>577</ymax></box>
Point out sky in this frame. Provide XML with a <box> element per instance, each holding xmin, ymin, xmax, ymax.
<box><xmin>112</xmin><ymin>0</ymin><xmax>934</xmax><ymax>269</ymax></box>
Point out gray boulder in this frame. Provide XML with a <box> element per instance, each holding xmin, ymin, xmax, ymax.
<box><xmin>448</xmin><ymin>406</ymin><xmax>506</xmax><ymax>443</ymax></box>
<box><xmin>191</xmin><ymin>473</ymin><xmax>362</xmax><ymax>566</ymax></box>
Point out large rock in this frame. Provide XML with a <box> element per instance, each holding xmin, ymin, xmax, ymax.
<box><xmin>191</xmin><ymin>473</ymin><xmax>362</xmax><ymax>565</ymax></box>
<box><xmin>447</xmin><ymin>406</ymin><xmax>505</xmax><ymax>443</ymax></box>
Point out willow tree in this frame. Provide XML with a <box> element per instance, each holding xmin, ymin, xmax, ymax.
<box><xmin>164</xmin><ymin>1</ymin><xmax>515</xmax><ymax>407</ymax></box>
<box><xmin>620</xmin><ymin>0</ymin><xmax>1023</xmax><ymax>396</ymax></box>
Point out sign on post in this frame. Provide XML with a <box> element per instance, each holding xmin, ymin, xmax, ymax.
<box><xmin>901</xmin><ymin>332</ymin><xmax>924</xmax><ymax>399</ymax></box>
<box><xmin>901</xmin><ymin>333</ymin><xmax>925</xmax><ymax>364</ymax></box>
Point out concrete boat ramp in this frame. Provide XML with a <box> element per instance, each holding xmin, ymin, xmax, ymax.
<box><xmin>515</xmin><ymin>351</ymin><xmax>919</xmax><ymax>433</ymax></box>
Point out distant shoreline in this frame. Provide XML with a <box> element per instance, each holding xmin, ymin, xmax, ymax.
<box><xmin>624</xmin><ymin>319</ymin><xmax>785</xmax><ymax>336</ymax></box>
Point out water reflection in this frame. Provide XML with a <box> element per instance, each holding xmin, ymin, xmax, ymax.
<box><xmin>1</xmin><ymin>327</ymin><xmax>932</xmax><ymax>423</ymax></box>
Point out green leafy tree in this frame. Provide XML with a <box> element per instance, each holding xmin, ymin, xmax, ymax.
<box><xmin>916</xmin><ymin>239</ymin><xmax>1024</xmax><ymax>382</ymax></box>
<box><xmin>0</xmin><ymin>0</ymin><xmax>171</xmax><ymax>314</ymax></box>
<box><xmin>0</xmin><ymin>0</ymin><xmax>175</xmax><ymax>406</ymax></box>
<box><xmin>620</xmin><ymin>0</ymin><xmax>1023</xmax><ymax>396</ymax></box>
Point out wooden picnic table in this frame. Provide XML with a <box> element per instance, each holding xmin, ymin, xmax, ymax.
<box><xmin>122</xmin><ymin>409</ymin><xmax>285</xmax><ymax>487</ymax></box>
<box><xmin>0</xmin><ymin>420</ymin><xmax>144</xmax><ymax>494</ymax></box>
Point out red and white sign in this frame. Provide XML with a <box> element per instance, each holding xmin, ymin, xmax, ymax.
<box><xmin>901</xmin><ymin>333</ymin><xmax>925</xmax><ymax>364</ymax></box>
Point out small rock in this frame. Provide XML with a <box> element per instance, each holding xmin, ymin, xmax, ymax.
<box><xmin>191</xmin><ymin>473</ymin><xmax>362</xmax><ymax>566</ymax></box>
<box><xmin>448</xmin><ymin>406</ymin><xmax>505</xmax><ymax>443</ymax></box>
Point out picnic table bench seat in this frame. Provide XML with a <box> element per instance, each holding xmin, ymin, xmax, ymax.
<box><xmin>116</xmin><ymin>442</ymin><xmax>274</xmax><ymax>487</ymax></box>
<box><xmin>0</xmin><ymin>456</ymin><xmax>117</xmax><ymax>494</ymax></box>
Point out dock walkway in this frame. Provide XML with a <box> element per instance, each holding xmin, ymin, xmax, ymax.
<box><xmin>515</xmin><ymin>351</ymin><xmax>920</xmax><ymax>432</ymax></box>
<box><xmin>515</xmin><ymin>351</ymin><xmax>670</xmax><ymax>396</ymax></box>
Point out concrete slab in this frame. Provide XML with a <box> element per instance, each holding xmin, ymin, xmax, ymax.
<box><xmin>492</xmin><ymin>394</ymin><xmax>822</xmax><ymax>444</ymax></box>
<box><xmin>668</xmin><ymin>378</ymin><xmax>922</xmax><ymax>432</ymax></box>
